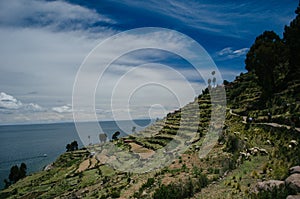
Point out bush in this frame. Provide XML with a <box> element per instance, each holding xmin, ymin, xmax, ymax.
<box><xmin>110</xmin><ymin>189</ymin><xmax>120</xmax><ymax>198</ymax></box>
<box><xmin>134</xmin><ymin>177</ymin><xmax>155</xmax><ymax>198</ymax></box>
<box><xmin>153</xmin><ymin>175</ymin><xmax>208</xmax><ymax>199</ymax></box>
<box><xmin>153</xmin><ymin>182</ymin><xmax>190</xmax><ymax>199</ymax></box>
<box><xmin>208</xmin><ymin>167</ymin><xmax>214</xmax><ymax>174</ymax></box>
<box><xmin>141</xmin><ymin>178</ymin><xmax>155</xmax><ymax>189</ymax></box>
<box><xmin>225</xmin><ymin>134</ymin><xmax>240</xmax><ymax>153</ymax></box>
<box><xmin>197</xmin><ymin>173</ymin><xmax>209</xmax><ymax>189</ymax></box>
<box><xmin>214</xmin><ymin>168</ymin><xmax>220</xmax><ymax>174</ymax></box>
<box><xmin>179</xmin><ymin>156</ymin><xmax>182</xmax><ymax>163</ymax></box>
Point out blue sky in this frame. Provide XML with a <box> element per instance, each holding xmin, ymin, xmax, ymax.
<box><xmin>0</xmin><ymin>0</ymin><xmax>298</xmax><ymax>124</ymax></box>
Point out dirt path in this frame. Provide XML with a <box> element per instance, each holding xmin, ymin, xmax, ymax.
<box><xmin>255</xmin><ymin>122</ymin><xmax>300</xmax><ymax>132</ymax></box>
<box><xmin>229</xmin><ymin>109</ymin><xmax>247</xmax><ymax>123</ymax></box>
<box><xmin>229</xmin><ymin>109</ymin><xmax>300</xmax><ymax>132</ymax></box>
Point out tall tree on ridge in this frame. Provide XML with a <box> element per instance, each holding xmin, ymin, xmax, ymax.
<box><xmin>245</xmin><ymin>31</ymin><xmax>286</xmax><ymax>101</ymax></box>
<box><xmin>284</xmin><ymin>2</ymin><xmax>300</xmax><ymax>79</ymax></box>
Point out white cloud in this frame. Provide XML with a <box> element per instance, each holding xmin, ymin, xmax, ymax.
<box><xmin>0</xmin><ymin>0</ymin><xmax>114</xmax><ymax>31</ymax></box>
<box><xmin>52</xmin><ymin>104</ymin><xmax>72</xmax><ymax>113</ymax></box>
<box><xmin>0</xmin><ymin>27</ymin><xmax>109</xmax><ymax>106</ymax></box>
<box><xmin>0</xmin><ymin>92</ymin><xmax>43</xmax><ymax>111</ymax></box>
<box><xmin>0</xmin><ymin>0</ymin><xmax>117</xmax><ymax>111</ymax></box>
<box><xmin>0</xmin><ymin>27</ymin><xmax>207</xmax><ymax>123</ymax></box>
<box><xmin>0</xmin><ymin>92</ymin><xmax>75</xmax><ymax>124</ymax></box>
<box><xmin>0</xmin><ymin>1</ymin><xmax>235</xmax><ymax>124</ymax></box>
<box><xmin>0</xmin><ymin>92</ymin><xmax>23</xmax><ymax>109</ymax></box>
<box><xmin>23</xmin><ymin>103</ymin><xmax>43</xmax><ymax>111</ymax></box>
<box><xmin>217</xmin><ymin>47</ymin><xmax>249</xmax><ymax>59</ymax></box>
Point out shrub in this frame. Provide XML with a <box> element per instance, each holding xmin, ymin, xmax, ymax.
<box><xmin>141</xmin><ymin>178</ymin><xmax>155</xmax><ymax>189</ymax></box>
<box><xmin>178</xmin><ymin>156</ymin><xmax>182</xmax><ymax>163</ymax></box>
<box><xmin>214</xmin><ymin>168</ymin><xmax>220</xmax><ymax>175</ymax></box>
<box><xmin>197</xmin><ymin>173</ymin><xmax>209</xmax><ymax>189</ymax></box>
<box><xmin>225</xmin><ymin>134</ymin><xmax>240</xmax><ymax>153</ymax></box>
<box><xmin>110</xmin><ymin>190</ymin><xmax>120</xmax><ymax>198</ymax></box>
<box><xmin>153</xmin><ymin>180</ymin><xmax>193</xmax><ymax>199</ymax></box>
<box><xmin>192</xmin><ymin>166</ymin><xmax>203</xmax><ymax>177</ymax></box>
<box><xmin>153</xmin><ymin>174</ymin><xmax>208</xmax><ymax>199</ymax></box>
<box><xmin>208</xmin><ymin>167</ymin><xmax>214</xmax><ymax>174</ymax></box>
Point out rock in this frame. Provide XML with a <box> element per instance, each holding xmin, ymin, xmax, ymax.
<box><xmin>141</xmin><ymin>190</ymin><xmax>147</xmax><ymax>196</ymax></box>
<box><xmin>290</xmin><ymin>140</ymin><xmax>298</xmax><ymax>146</ymax></box>
<box><xmin>234</xmin><ymin>132</ymin><xmax>240</xmax><ymax>135</ymax></box>
<box><xmin>266</xmin><ymin>140</ymin><xmax>272</xmax><ymax>145</ymax></box>
<box><xmin>223</xmin><ymin>170</ymin><xmax>229</xmax><ymax>177</ymax></box>
<box><xmin>259</xmin><ymin>148</ymin><xmax>268</xmax><ymax>156</ymax></box>
<box><xmin>287</xmin><ymin>195</ymin><xmax>300</xmax><ymax>199</ymax></box>
<box><xmin>251</xmin><ymin>180</ymin><xmax>285</xmax><ymax>193</ymax></box>
<box><xmin>239</xmin><ymin>152</ymin><xmax>247</xmax><ymax>157</ymax></box>
<box><xmin>44</xmin><ymin>163</ymin><xmax>54</xmax><ymax>171</ymax></box>
<box><xmin>80</xmin><ymin>188</ymin><xmax>89</xmax><ymax>194</ymax></box>
<box><xmin>252</xmin><ymin>148</ymin><xmax>259</xmax><ymax>156</ymax></box>
<box><xmin>246</xmin><ymin>153</ymin><xmax>251</xmax><ymax>160</ymax></box>
<box><xmin>285</xmin><ymin>174</ymin><xmax>300</xmax><ymax>193</ymax></box>
<box><xmin>290</xmin><ymin>166</ymin><xmax>300</xmax><ymax>174</ymax></box>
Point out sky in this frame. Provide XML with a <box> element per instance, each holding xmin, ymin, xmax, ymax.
<box><xmin>0</xmin><ymin>0</ymin><xmax>298</xmax><ymax>124</ymax></box>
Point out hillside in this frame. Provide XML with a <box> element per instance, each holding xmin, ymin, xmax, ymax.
<box><xmin>0</xmin><ymin>70</ymin><xmax>299</xmax><ymax>198</ymax></box>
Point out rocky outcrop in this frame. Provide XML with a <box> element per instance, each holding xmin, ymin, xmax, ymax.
<box><xmin>44</xmin><ymin>163</ymin><xmax>54</xmax><ymax>171</ymax></box>
<box><xmin>286</xmin><ymin>195</ymin><xmax>300</xmax><ymax>199</ymax></box>
<box><xmin>252</xmin><ymin>180</ymin><xmax>285</xmax><ymax>193</ymax></box>
<box><xmin>250</xmin><ymin>166</ymin><xmax>300</xmax><ymax>199</ymax></box>
<box><xmin>290</xmin><ymin>166</ymin><xmax>300</xmax><ymax>175</ymax></box>
<box><xmin>286</xmin><ymin>174</ymin><xmax>300</xmax><ymax>193</ymax></box>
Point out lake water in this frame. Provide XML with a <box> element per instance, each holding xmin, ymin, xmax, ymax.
<box><xmin>0</xmin><ymin>119</ymin><xmax>151</xmax><ymax>189</ymax></box>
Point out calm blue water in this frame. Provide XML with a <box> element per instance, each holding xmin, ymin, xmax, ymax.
<box><xmin>0</xmin><ymin>119</ymin><xmax>151</xmax><ymax>189</ymax></box>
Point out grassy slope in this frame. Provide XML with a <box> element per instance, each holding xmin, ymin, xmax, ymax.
<box><xmin>1</xmin><ymin>72</ymin><xmax>300</xmax><ymax>199</ymax></box>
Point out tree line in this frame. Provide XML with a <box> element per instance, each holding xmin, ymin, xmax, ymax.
<box><xmin>4</xmin><ymin>163</ymin><xmax>27</xmax><ymax>189</ymax></box>
<box><xmin>66</xmin><ymin>140</ymin><xmax>78</xmax><ymax>152</ymax></box>
<box><xmin>245</xmin><ymin>3</ymin><xmax>300</xmax><ymax>103</ymax></box>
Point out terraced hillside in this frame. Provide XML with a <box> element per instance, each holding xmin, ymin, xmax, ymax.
<box><xmin>1</xmin><ymin>72</ymin><xmax>300</xmax><ymax>198</ymax></box>
<box><xmin>227</xmin><ymin>72</ymin><xmax>300</xmax><ymax>127</ymax></box>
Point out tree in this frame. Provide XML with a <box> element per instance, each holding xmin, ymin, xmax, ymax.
<box><xmin>212</xmin><ymin>77</ymin><xmax>216</xmax><ymax>87</ymax></box>
<box><xmin>5</xmin><ymin>163</ymin><xmax>27</xmax><ymax>188</ymax></box>
<box><xmin>71</xmin><ymin>141</ymin><xmax>78</xmax><ymax>151</ymax></box>
<box><xmin>66</xmin><ymin>140</ymin><xmax>79</xmax><ymax>152</ymax></box>
<box><xmin>4</xmin><ymin>179</ymin><xmax>10</xmax><ymax>189</ymax></box>
<box><xmin>207</xmin><ymin>78</ymin><xmax>211</xmax><ymax>87</ymax></box>
<box><xmin>99</xmin><ymin>133</ymin><xmax>107</xmax><ymax>143</ymax></box>
<box><xmin>132</xmin><ymin>126</ymin><xmax>136</xmax><ymax>133</ymax></box>
<box><xmin>284</xmin><ymin>2</ymin><xmax>300</xmax><ymax>79</ymax></box>
<box><xmin>19</xmin><ymin>163</ymin><xmax>27</xmax><ymax>179</ymax></box>
<box><xmin>223</xmin><ymin>80</ymin><xmax>229</xmax><ymax>86</ymax></box>
<box><xmin>8</xmin><ymin>165</ymin><xmax>19</xmax><ymax>183</ymax></box>
<box><xmin>112</xmin><ymin>131</ymin><xmax>120</xmax><ymax>140</ymax></box>
<box><xmin>66</xmin><ymin>143</ymin><xmax>71</xmax><ymax>152</ymax></box>
<box><xmin>245</xmin><ymin>31</ymin><xmax>286</xmax><ymax>100</ymax></box>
